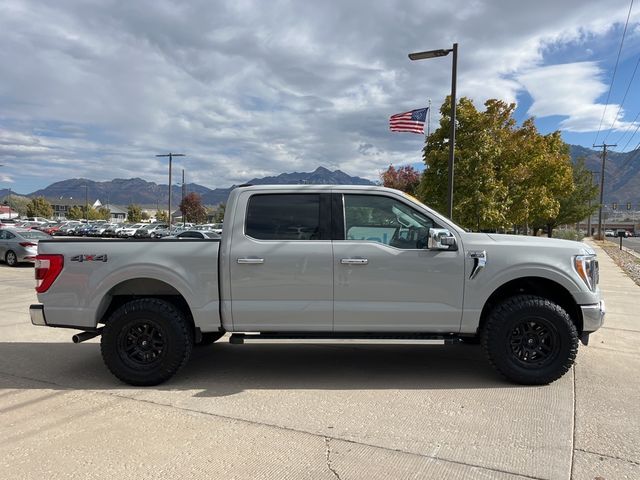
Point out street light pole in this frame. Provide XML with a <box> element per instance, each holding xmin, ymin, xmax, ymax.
<box><xmin>181</xmin><ymin>169</ymin><xmax>186</xmax><ymax>227</ymax></box>
<box><xmin>156</xmin><ymin>153</ymin><xmax>185</xmax><ymax>228</ymax></box>
<box><xmin>409</xmin><ymin>43</ymin><xmax>458</xmax><ymax>220</ymax></box>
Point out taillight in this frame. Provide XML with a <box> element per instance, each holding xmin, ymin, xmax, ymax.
<box><xmin>20</xmin><ymin>242</ymin><xmax>37</xmax><ymax>247</ymax></box>
<box><xmin>35</xmin><ymin>254</ymin><xmax>64</xmax><ymax>293</ymax></box>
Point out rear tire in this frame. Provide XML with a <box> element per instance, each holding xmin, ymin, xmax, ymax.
<box><xmin>101</xmin><ymin>298</ymin><xmax>193</xmax><ymax>386</ymax></box>
<box><xmin>482</xmin><ymin>295</ymin><xmax>578</xmax><ymax>385</ymax></box>
<box><xmin>5</xmin><ymin>250</ymin><xmax>18</xmax><ymax>267</ymax></box>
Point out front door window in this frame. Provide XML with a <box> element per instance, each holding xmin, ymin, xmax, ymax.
<box><xmin>344</xmin><ymin>194</ymin><xmax>439</xmax><ymax>249</ymax></box>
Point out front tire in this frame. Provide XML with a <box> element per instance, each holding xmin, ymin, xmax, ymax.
<box><xmin>101</xmin><ymin>298</ymin><xmax>193</xmax><ymax>386</ymax></box>
<box><xmin>482</xmin><ymin>295</ymin><xmax>578</xmax><ymax>385</ymax></box>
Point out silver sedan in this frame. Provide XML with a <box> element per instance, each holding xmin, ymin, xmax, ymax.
<box><xmin>0</xmin><ymin>228</ymin><xmax>52</xmax><ymax>266</ymax></box>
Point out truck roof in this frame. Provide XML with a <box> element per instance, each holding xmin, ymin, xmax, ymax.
<box><xmin>237</xmin><ymin>184</ymin><xmax>394</xmax><ymax>192</ymax></box>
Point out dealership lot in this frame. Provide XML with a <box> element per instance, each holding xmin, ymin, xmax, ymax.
<box><xmin>0</xmin><ymin>242</ymin><xmax>638</xmax><ymax>480</ymax></box>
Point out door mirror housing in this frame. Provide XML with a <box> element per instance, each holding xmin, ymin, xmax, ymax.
<box><xmin>427</xmin><ymin>228</ymin><xmax>457</xmax><ymax>251</ymax></box>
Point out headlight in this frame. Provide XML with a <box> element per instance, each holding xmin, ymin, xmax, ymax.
<box><xmin>574</xmin><ymin>255</ymin><xmax>599</xmax><ymax>292</ymax></box>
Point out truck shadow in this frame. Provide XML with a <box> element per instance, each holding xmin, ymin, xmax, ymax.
<box><xmin>0</xmin><ymin>341</ymin><xmax>518</xmax><ymax>396</ymax></box>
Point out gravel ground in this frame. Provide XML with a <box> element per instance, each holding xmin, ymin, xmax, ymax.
<box><xmin>598</xmin><ymin>241</ymin><xmax>640</xmax><ymax>287</ymax></box>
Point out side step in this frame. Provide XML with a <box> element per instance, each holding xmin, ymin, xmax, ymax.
<box><xmin>229</xmin><ymin>332</ymin><xmax>460</xmax><ymax>345</ymax></box>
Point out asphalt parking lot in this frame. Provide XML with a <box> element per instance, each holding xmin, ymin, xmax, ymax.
<box><xmin>0</xmin><ymin>241</ymin><xmax>638</xmax><ymax>480</ymax></box>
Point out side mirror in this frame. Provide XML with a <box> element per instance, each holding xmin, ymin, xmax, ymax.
<box><xmin>427</xmin><ymin>228</ymin><xmax>457</xmax><ymax>251</ymax></box>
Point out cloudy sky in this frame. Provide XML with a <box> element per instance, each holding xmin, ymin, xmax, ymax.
<box><xmin>1</xmin><ymin>0</ymin><xmax>640</xmax><ymax>193</ymax></box>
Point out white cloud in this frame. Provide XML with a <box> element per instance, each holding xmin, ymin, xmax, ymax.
<box><xmin>0</xmin><ymin>0</ymin><xmax>639</xmax><ymax>192</ymax></box>
<box><xmin>518</xmin><ymin>62</ymin><xmax>636</xmax><ymax>133</ymax></box>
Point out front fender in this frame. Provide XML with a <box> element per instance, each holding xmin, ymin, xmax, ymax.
<box><xmin>460</xmin><ymin>262</ymin><xmax>593</xmax><ymax>334</ymax></box>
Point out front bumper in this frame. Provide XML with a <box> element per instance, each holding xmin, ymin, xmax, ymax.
<box><xmin>30</xmin><ymin>304</ymin><xmax>47</xmax><ymax>326</ymax></box>
<box><xmin>581</xmin><ymin>300</ymin><xmax>605</xmax><ymax>333</ymax></box>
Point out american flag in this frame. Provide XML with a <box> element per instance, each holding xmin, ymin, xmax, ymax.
<box><xmin>389</xmin><ymin>108</ymin><xmax>428</xmax><ymax>134</ymax></box>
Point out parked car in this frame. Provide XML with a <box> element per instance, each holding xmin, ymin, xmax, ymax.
<box><xmin>75</xmin><ymin>224</ymin><xmax>91</xmax><ymax>236</ymax></box>
<box><xmin>604</xmin><ymin>229</ymin><xmax>615</xmax><ymax>237</ymax></box>
<box><xmin>58</xmin><ymin>222</ymin><xmax>83</xmax><ymax>236</ymax></box>
<box><xmin>89</xmin><ymin>223</ymin><xmax>114</xmax><ymax>237</ymax></box>
<box><xmin>0</xmin><ymin>218</ymin><xmax>19</xmax><ymax>228</ymax></box>
<box><xmin>41</xmin><ymin>223</ymin><xmax>63</xmax><ymax>236</ymax></box>
<box><xmin>134</xmin><ymin>223</ymin><xmax>169</xmax><ymax>238</ymax></box>
<box><xmin>118</xmin><ymin>223</ymin><xmax>145</xmax><ymax>238</ymax></box>
<box><xmin>150</xmin><ymin>226</ymin><xmax>186</xmax><ymax>238</ymax></box>
<box><xmin>0</xmin><ymin>228</ymin><xmax>52</xmax><ymax>266</ymax></box>
<box><xmin>198</xmin><ymin>223</ymin><xmax>223</xmax><ymax>234</ymax></box>
<box><xmin>102</xmin><ymin>224</ymin><xmax>121</xmax><ymax>238</ymax></box>
<box><xmin>164</xmin><ymin>230</ymin><xmax>221</xmax><ymax>239</ymax></box>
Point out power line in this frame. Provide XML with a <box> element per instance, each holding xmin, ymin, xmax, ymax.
<box><xmin>593</xmin><ymin>0</ymin><xmax>634</xmax><ymax>145</ymax></box>
<box><xmin>616</xmin><ymin>104</ymin><xmax>640</xmax><ymax>150</ymax></box>
<box><xmin>604</xmin><ymin>53</ymin><xmax>640</xmax><ymax>142</ymax></box>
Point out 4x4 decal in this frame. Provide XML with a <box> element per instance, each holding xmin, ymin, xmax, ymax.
<box><xmin>70</xmin><ymin>254</ymin><xmax>108</xmax><ymax>263</ymax></box>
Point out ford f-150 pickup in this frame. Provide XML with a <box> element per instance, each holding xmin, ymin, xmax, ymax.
<box><xmin>30</xmin><ymin>185</ymin><xmax>604</xmax><ymax>386</ymax></box>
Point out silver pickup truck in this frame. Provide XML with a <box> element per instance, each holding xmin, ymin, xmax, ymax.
<box><xmin>30</xmin><ymin>185</ymin><xmax>604</xmax><ymax>386</ymax></box>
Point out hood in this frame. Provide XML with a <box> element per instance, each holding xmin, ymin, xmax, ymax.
<box><xmin>464</xmin><ymin>232</ymin><xmax>595</xmax><ymax>255</ymax></box>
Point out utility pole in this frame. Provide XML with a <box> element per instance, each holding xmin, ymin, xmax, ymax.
<box><xmin>592</xmin><ymin>143</ymin><xmax>616</xmax><ymax>239</ymax></box>
<box><xmin>156</xmin><ymin>153</ymin><xmax>185</xmax><ymax>228</ymax></box>
<box><xmin>586</xmin><ymin>171</ymin><xmax>597</xmax><ymax>237</ymax></box>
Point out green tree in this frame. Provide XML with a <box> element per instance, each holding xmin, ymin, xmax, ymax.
<box><xmin>419</xmin><ymin>97</ymin><xmax>575</xmax><ymax>233</ymax></box>
<box><xmin>212</xmin><ymin>203</ymin><xmax>226</xmax><ymax>223</ymax></box>
<box><xmin>156</xmin><ymin>210</ymin><xmax>168</xmax><ymax>222</ymax></box>
<box><xmin>419</xmin><ymin>97</ymin><xmax>511</xmax><ymax>231</ymax></box>
<box><xmin>537</xmin><ymin>157</ymin><xmax>599</xmax><ymax>237</ymax></box>
<box><xmin>180</xmin><ymin>192</ymin><xmax>207</xmax><ymax>224</ymax></box>
<box><xmin>26</xmin><ymin>196</ymin><xmax>53</xmax><ymax>218</ymax></box>
<box><xmin>98</xmin><ymin>207</ymin><xmax>111</xmax><ymax>221</ymax></box>
<box><xmin>67</xmin><ymin>206</ymin><xmax>84</xmax><ymax>220</ymax></box>
<box><xmin>3</xmin><ymin>194</ymin><xmax>30</xmax><ymax>217</ymax></box>
<box><xmin>380</xmin><ymin>165</ymin><xmax>421</xmax><ymax>195</ymax></box>
<box><xmin>85</xmin><ymin>207</ymin><xmax>102</xmax><ymax>220</ymax></box>
<box><xmin>127</xmin><ymin>204</ymin><xmax>142</xmax><ymax>223</ymax></box>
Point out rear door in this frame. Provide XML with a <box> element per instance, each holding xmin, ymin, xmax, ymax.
<box><xmin>332</xmin><ymin>192</ymin><xmax>465</xmax><ymax>332</ymax></box>
<box><xmin>228</xmin><ymin>192</ymin><xmax>333</xmax><ymax>331</ymax></box>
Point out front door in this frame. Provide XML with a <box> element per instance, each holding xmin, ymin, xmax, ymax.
<box><xmin>332</xmin><ymin>193</ymin><xmax>465</xmax><ymax>332</ymax></box>
<box><xmin>229</xmin><ymin>192</ymin><xmax>333</xmax><ymax>331</ymax></box>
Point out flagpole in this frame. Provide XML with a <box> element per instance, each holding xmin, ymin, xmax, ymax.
<box><xmin>426</xmin><ymin>98</ymin><xmax>431</xmax><ymax>140</ymax></box>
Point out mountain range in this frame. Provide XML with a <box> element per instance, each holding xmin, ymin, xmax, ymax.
<box><xmin>1</xmin><ymin>146</ymin><xmax>638</xmax><ymax>206</ymax></box>
<box><xmin>0</xmin><ymin>167</ymin><xmax>374</xmax><ymax>207</ymax></box>
<box><xmin>569</xmin><ymin>145</ymin><xmax>639</xmax><ymax>204</ymax></box>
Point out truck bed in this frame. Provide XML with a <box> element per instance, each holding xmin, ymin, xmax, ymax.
<box><xmin>36</xmin><ymin>238</ymin><xmax>222</xmax><ymax>332</ymax></box>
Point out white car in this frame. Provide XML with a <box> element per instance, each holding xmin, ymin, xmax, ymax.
<box><xmin>118</xmin><ymin>223</ymin><xmax>146</xmax><ymax>238</ymax></box>
<box><xmin>0</xmin><ymin>228</ymin><xmax>52</xmax><ymax>266</ymax></box>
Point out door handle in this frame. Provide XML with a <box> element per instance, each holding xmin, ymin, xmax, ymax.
<box><xmin>237</xmin><ymin>258</ymin><xmax>264</xmax><ymax>264</ymax></box>
<box><xmin>341</xmin><ymin>258</ymin><xmax>368</xmax><ymax>265</ymax></box>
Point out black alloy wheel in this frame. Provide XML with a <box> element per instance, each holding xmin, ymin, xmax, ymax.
<box><xmin>508</xmin><ymin>318</ymin><xmax>560</xmax><ymax>368</ymax></box>
<box><xmin>118</xmin><ymin>320</ymin><xmax>166</xmax><ymax>368</ymax></box>
<box><xmin>101</xmin><ymin>298</ymin><xmax>193</xmax><ymax>386</ymax></box>
<box><xmin>482</xmin><ymin>295</ymin><xmax>578</xmax><ymax>385</ymax></box>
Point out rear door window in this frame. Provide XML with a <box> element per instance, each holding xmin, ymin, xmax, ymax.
<box><xmin>245</xmin><ymin>194</ymin><xmax>327</xmax><ymax>240</ymax></box>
